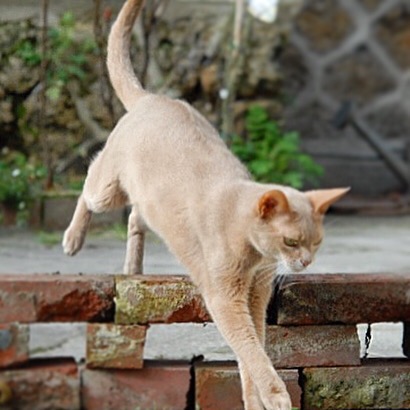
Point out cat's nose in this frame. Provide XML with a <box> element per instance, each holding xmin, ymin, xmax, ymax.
<box><xmin>301</xmin><ymin>258</ymin><xmax>311</xmax><ymax>267</ymax></box>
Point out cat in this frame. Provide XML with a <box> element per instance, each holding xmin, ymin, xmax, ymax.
<box><xmin>62</xmin><ymin>1</ymin><xmax>349</xmax><ymax>409</ymax></box>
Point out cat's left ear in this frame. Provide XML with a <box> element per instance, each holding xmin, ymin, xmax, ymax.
<box><xmin>305</xmin><ymin>187</ymin><xmax>350</xmax><ymax>214</ymax></box>
<box><xmin>257</xmin><ymin>189</ymin><xmax>290</xmax><ymax>219</ymax></box>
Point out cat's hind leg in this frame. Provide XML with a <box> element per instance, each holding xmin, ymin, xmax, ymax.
<box><xmin>123</xmin><ymin>205</ymin><xmax>146</xmax><ymax>274</ymax></box>
<box><xmin>63</xmin><ymin>152</ymin><xmax>128</xmax><ymax>256</ymax></box>
<box><xmin>63</xmin><ymin>194</ymin><xmax>92</xmax><ymax>256</ymax></box>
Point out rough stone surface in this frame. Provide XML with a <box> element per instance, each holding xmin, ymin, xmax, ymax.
<box><xmin>0</xmin><ymin>324</ymin><xmax>29</xmax><ymax>368</ymax></box>
<box><xmin>323</xmin><ymin>46</ymin><xmax>396</xmax><ymax>106</ymax></box>
<box><xmin>82</xmin><ymin>362</ymin><xmax>191</xmax><ymax>410</ymax></box>
<box><xmin>303</xmin><ymin>361</ymin><xmax>410</xmax><ymax>409</ymax></box>
<box><xmin>195</xmin><ymin>362</ymin><xmax>301</xmax><ymax>410</ymax></box>
<box><xmin>0</xmin><ymin>359</ymin><xmax>80</xmax><ymax>410</ymax></box>
<box><xmin>273</xmin><ymin>273</ymin><xmax>410</xmax><ymax>325</ymax></box>
<box><xmin>357</xmin><ymin>0</ymin><xmax>383</xmax><ymax>12</ymax></box>
<box><xmin>0</xmin><ymin>274</ymin><xmax>115</xmax><ymax>323</ymax></box>
<box><xmin>376</xmin><ymin>3</ymin><xmax>410</xmax><ymax>70</ymax></box>
<box><xmin>86</xmin><ymin>324</ymin><xmax>146</xmax><ymax>369</ymax></box>
<box><xmin>365</xmin><ymin>103</ymin><xmax>410</xmax><ymax>141</ymax></box>
<box><xmin>265</xmin><ymin>325</ymin><xmax>360</xmax><ymax>368</ymax></box>
<box><xmin>115</xmin><ymin>275</ymin><xmax>210</xmax><ymax>324</ymax></box>
<box><xmin>295</xmin><ymin>0</ymin><xmax>352</xmax><ymax>53</ymax></box>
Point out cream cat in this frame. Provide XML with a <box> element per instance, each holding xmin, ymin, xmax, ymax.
<box><xmin>63</xmin><ymin>1</ymin><xmax>349</xmax><ymax>409</ymax></box>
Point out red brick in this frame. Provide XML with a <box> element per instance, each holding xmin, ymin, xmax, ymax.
<box><xmin>303</xmin><ymin>360</ymin><xmax>410</xmax><ymax>410</ymax></box>
<box><xmin>0</xmin><ymin>359</ymin><xmax>80</xmax><ymax>409</ymax></box>
<box><xmin>86</xmin><ymin>324</ymin><xmax>146</xmax><ymax>369</ymax></box>
<box><xmin>82</xmin><ymin>362</ymin><xmax>191</xmax><ymax>410</ymax></box>
<box><xmin>195</xmin><ymin>362</ymin><xmax>301</xmax><ymax>410</ymax></box>
<box><xmin>273</xmin><ymin>273</ymin><xmax>410</xmax><ymax>325</ymax></box>
<box><xmin>0</xmin><ymin>274</ymin><xmax>114</xmax><ymax>323</ymax></box>
<box><xmin>0</xmin><ymin>324</ymin><xmax>29</xmax><ymax>368</ymax></box>
<box><xmin>115</xmin><ymin>275</ymin><xmax>210</xmax><ymax>324</ymax></box>
<box><xmin>266</xmin><ymin>325</ymin><xmax>360</xmax><ymax>367</ymax></box>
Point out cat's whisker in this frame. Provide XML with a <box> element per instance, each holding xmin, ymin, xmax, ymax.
<box><xmin>273</xmin><ymin>272</ymin><xmax>287</xmax><ymax>290</ymax></box>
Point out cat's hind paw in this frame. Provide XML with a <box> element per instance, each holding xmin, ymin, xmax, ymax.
<box><xmin>62</xmin><ymin>227</ymin><xmax>85</xmax><ymax>256</ymax></box>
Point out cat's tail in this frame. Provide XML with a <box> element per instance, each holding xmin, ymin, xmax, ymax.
<box><xmin>107</xmin><ymin>0</ymin><xmax>146</xmax><ymax>111</ymax></box>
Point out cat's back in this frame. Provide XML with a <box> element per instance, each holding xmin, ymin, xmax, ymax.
<box><xmin>114</xmin><ymin>93</ymin><xmax>249</xmax><ymax>183</ymax></box>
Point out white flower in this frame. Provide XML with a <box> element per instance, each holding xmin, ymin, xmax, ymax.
<box><xmin>248</xmin><ymin>0</ymin><xmax>280</xmax><ymax>23</ymax></box>
<box><xmin>12</xmin><ymin>169</ymin><xmax>21</xmax><ymax>177</ymax></box>
<box><xmin>219</xmin><ymin>88</ymin><xmax>229</xmax><ymax>100</ymax></box>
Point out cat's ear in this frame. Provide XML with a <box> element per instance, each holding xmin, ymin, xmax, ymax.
<box><xmin>305</xmin><ymin>187</ymin><xmax>350</xmax><ymax>214</ymax></box>
<box><xmin>257</xmin><ymin>190</ymin><xmax>290</xmax><ymax>219</ymax></box>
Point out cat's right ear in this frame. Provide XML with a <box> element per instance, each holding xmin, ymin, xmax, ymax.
<box><xmin>257</xmin><ymin>190</ymin><xmax>289</xmax><ymax>220</ymax></box>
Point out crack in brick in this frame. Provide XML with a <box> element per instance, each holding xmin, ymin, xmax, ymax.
<box><xmin>185</xmin><ymin>355</ymin><xmax>204</xmax><ymax>410</ymax></box>
<box><xmin>363</xmin><ymin>323</ymin><xmax>372</xmax><ymax>359</ymax></box>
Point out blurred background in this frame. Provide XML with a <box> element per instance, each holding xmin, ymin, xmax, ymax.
<box><xmin>1</xmin><ymin>0</ymin><xmax>409</xmax><ymax>229</ymax></box>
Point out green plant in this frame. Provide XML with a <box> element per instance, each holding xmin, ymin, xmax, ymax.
<box><xmin>0</xmin><ymin>149</ymin><xmax>46</xmax><ymax>210</ymax></box>
<box><xmin>46</xmin><ymin>12</ymin><xmax>97</xmax><ymax>100</ymax></box>
<box><xmin>231</xmin><ymin>106</ymin><xmax>323</xmax><ymax>189</ymax></box>
<box><xmin>16</xmin><ymin>12</ymin><xmax>96</xmax><ymax>101</ymax></box>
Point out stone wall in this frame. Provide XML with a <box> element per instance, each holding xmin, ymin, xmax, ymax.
<box><xmin>0</xmin><ymin>273</ymin><xmax>409</xmax><ymax>409</ymax></box>
<box><xmin>281</xmin><ymin>0</ymin><xmax>410</xmax><ymax>195</ymax></box>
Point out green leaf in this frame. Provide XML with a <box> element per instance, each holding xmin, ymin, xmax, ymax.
<box><xmin>229</xmin><ymin>105</ymin><xmax>324</xmax><ymax>188</ymax></box>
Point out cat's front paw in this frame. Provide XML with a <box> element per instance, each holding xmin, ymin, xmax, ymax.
<box><xmin>260</xmin><ymin>389</ymin><xmax>292</xmax><ymax>410</ymax></box>
<box><xmin>62</xmin><ymin>227</ymin><xmax>85</xmax><ymax>256</ymax></box>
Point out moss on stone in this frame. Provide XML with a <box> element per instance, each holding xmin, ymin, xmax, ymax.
<box><xmin>115</xmin><ymin>277</ymin><xmax>199</xmax><ymax>324</ymax></box>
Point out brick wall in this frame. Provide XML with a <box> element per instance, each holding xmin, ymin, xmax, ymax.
<box><xmin>0</xmin><ymin>273</ymin><xmax>409</xmax><ymax>409</ymax></box>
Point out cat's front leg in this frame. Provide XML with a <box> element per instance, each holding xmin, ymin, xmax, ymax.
<box><xmin>202</xmin><ymin>275</ymin><xmax>291</xmax><ymax>410</ymax></box>
<box><xmin>240</xmin><ymin>271</ymin><xmax>276</xmax><ymax>409</ymax></box>
<box><xmin>238</xmin><ymin>360</ymin><xmax>264</xmax><ymax>410</ymax></box>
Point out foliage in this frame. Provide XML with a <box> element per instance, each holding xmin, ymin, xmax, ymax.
<box><xmin>0</xmin><ymin>149</ymin><xmax>46</xmax><ymax>210</ymax></box>
<box><xmin>231</xmin><ymin>106</ymin><xmax>323</xmax><ymax>189</ymax></box>
<box><xmin>16</xmin><ymin>12</ymin><xmax>96</xmax><ymax>101</ymax></box>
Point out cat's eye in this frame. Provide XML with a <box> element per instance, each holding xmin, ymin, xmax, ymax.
<box><xmin>284</xmin><ymin>237</ymin><xmax>299</xmax><ymax>247</ymax></box>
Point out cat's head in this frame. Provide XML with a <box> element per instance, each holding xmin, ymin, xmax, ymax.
<box><xmin>250</xmin><ymin>187</ymin><xmax>349</xmax><ymax>273</ymax></box>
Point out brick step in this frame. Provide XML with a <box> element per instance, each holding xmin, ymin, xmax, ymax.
<box><xmin>271</xmin><ymin>273</ymin><xmax>410</xmax><ymax>325</ymax></box>
<box><xmin>0</xmin><ymin>273</ymin><xmax>408</xmax><ymax>325</ymax></box>
<box><xmin>0</xmin><ymin>359</ymin><xmax>408</xmax><ymax>409</ymax></box>
<box><xmin>1</xmin><ymin>322</ymin><xmax>361</xmax><ymax>370</ymax></box>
